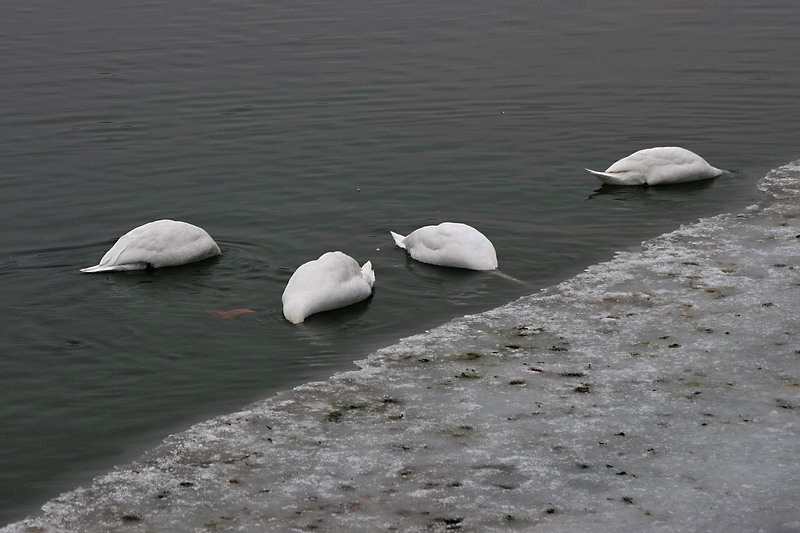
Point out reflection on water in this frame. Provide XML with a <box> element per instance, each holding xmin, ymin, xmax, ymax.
<box><xmin>588</xmin><ymin>176</ymin><xmax>720</xmax><ymax>200</ymax></box>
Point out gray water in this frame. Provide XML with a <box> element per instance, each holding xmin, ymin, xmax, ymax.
<box><xmin>1</xmin><ymin>0</ymin><xmax>798</xmax><ymax>525</ymax></box>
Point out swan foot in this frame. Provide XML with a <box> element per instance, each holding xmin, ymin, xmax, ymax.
<box><xmin>208</xmin><ymin>309</ymin><xmax>257</xmax><ymax>319</ymax></box>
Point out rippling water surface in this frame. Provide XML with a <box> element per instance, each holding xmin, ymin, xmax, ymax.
<box><xmin>1</xmin><ymin>0</ymin><xmax>798</xmax><ymax>524</ymax></box>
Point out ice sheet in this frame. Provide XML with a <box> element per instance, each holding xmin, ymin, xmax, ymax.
<box><xmin>5</xmin><ymin>162</ymin><xmax>800</xmax><ymax>532</ymax></box>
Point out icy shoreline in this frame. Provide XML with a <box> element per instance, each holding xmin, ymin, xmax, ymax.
<box><xmin>5</xmin><ymin>162</ymin><xmax>800</xmax><ymax>532</ymax></box>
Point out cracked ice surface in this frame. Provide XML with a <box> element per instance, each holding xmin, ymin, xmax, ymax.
<box><xmin>5</xmin><ymin>162</ymin><xmax>800</xmax><ymax>532</ymax></box>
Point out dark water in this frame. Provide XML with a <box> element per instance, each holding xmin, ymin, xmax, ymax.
<box><xmin>1</xmin><ymin>0</ymin><xmax>798</xmax><ymax>524</ymax></box>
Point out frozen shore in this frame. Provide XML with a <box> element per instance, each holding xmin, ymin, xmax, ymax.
<box><xmin>5</xmin><ymin>162</ymin><xmax>800</xmax><ymax>532</ymax></box>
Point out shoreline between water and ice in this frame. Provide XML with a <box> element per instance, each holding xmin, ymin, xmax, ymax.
<box><xmin>5</xmin><ymin>161</ymin><xmax>800</xmax><ymax>532</ymax></box>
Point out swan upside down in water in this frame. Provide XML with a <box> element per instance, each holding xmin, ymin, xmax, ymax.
<box><xmin>282</xmin><ymin>251</ymin><xmax>375</xmax><ymax>324</ymax></box>
<box><xmin>390</xmin><ymin>222</ymin><xmax>498</xmax><ymax>271</ymax></box>
<box><xmin>585</xmin><ymin>147</ymin><xmax>723</xmax><ymax>186</ymax></box>
<box><xmin>80</xmin><ymin>219</ymin><xmax>221</xmax><ymax>273</ymax></box>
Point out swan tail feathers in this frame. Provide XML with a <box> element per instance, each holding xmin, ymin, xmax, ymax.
<box><xmin>80</xmin><ymin>262</ymin><xmax>147</xmax><ymax>273</ymax></box>
<box><xmin>585</xmin><ymin>168</ymin><xmax>634</xmax><ymax>185</ymax></box>
<box><xmin>390</xmin><ymin>231</ymin><xmax>407</xmax><ymax>249</ymax></box>
<box><xmin>585</xmin><ymin>168</ymin><xmax>616</xmax><ymax>180</ymax></box>
<box><xmin>80</xmin><ymin>264</ymin><xmax>109</xmax><ymax>273</ymax></box>
<box><xmin>361</xmin><ymin>261</ymin><xmax>376</xmax><ymax>287</ymax></box>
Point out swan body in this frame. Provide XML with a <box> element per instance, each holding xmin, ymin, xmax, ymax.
<box><xmin>80</xmin><ymin>219</ymin><xmax>221</xmax><ymax>273</ymax></box>
<box><xmin>390</xmin><ymin>222</ymin><xmax>498</xmax><ymax>271</ymax></box>
<box><xmin>282</xmin><ymin>251</ymin><xmax>375</xmax><ymax>324</ymax></box>
<box><xmin>585</xmin><ymin>147</ymin><xmax>723</xmax><ymax>186</ymax></box>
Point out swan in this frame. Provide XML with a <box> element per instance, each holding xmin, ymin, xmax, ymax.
<box><xmin>585</xmin><ymin>146</ymin><xmax>723</xmax><ymax>186</ymax></box>
<box><xmin>282</xmin><ymin>251</ymin><xmax>375</xmax><ymax>324</ymax></box>
<box><xmin>80</xmin><ymin>219</ymin><xmax>221</xmax><ymax>273</ymax></box>
<box><xmin>390</xmin><ymin>222</ymin><xmax>498</xmax><ymax>271</ymax></box>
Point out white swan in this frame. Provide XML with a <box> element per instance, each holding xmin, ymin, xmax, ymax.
<box><xmin>282</xmin><ymin>251</ymin><xmax>375</xmax><ymax>324</ymax></box>
<box><xmin>585</xmin><ymin>146</ymin><xmax>723</xmax><ymax>186</ymax></box>
<box><xmin>390</xmin><ymin>222</ymin><xmax>498</xmax><ymax>271</ymax></box>
<box><xmin>80</xmin><ymin>219</ymin><xmax>221</xmax><ymax>273</ymax></box>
